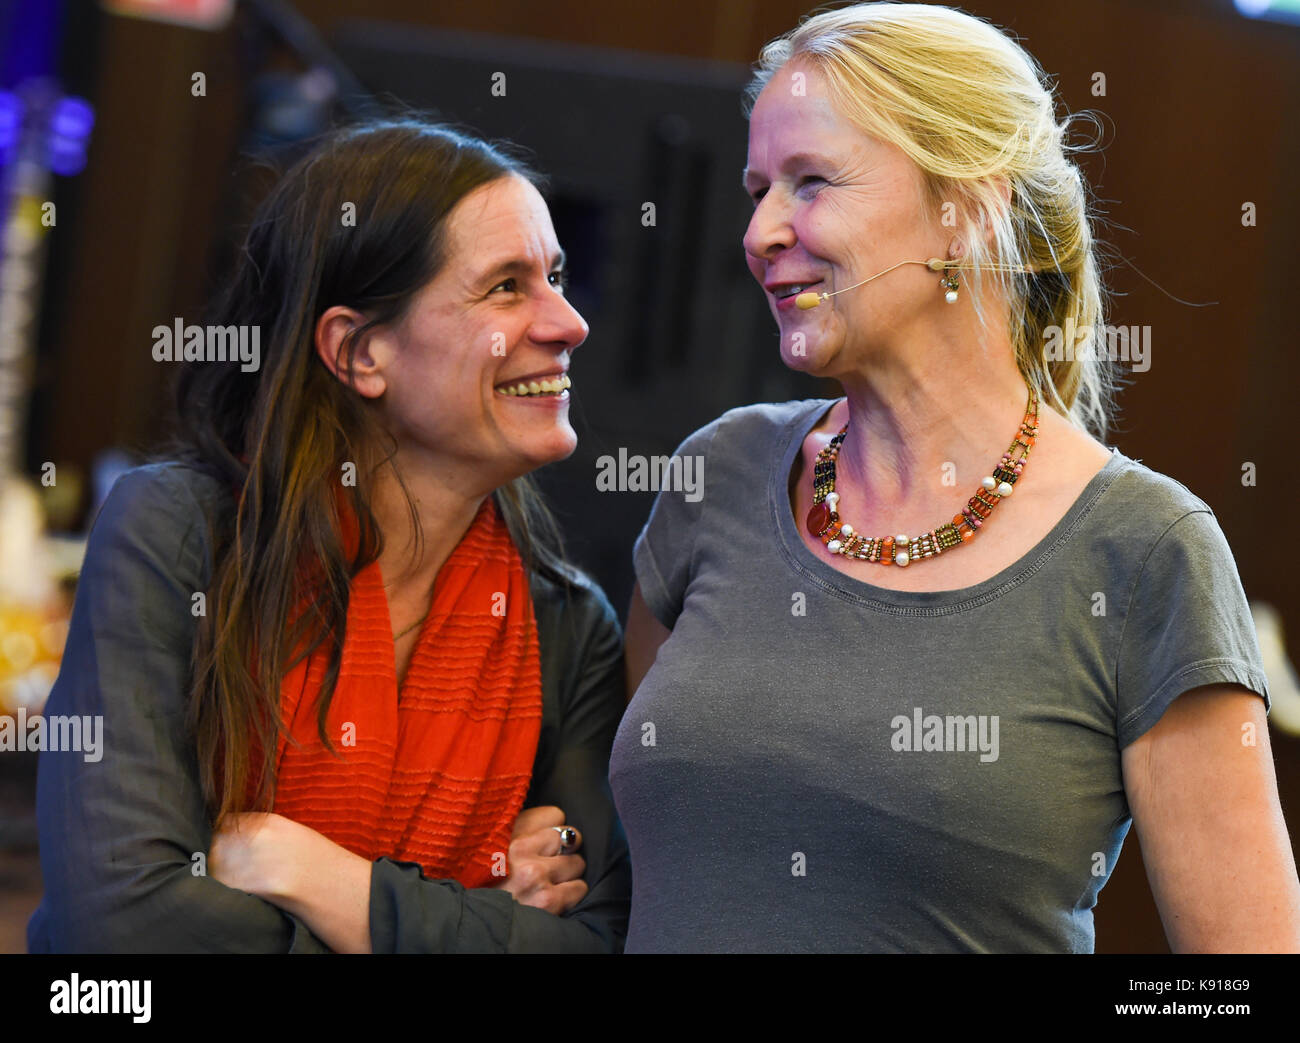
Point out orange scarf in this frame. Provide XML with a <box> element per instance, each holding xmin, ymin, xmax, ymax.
<box><xmin>267</xmin><ymin>496</ymin><xmax>542</xmax><ymax>887</ymax></box>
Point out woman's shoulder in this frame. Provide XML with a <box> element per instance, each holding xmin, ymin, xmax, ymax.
<box><xmin>1101</xmin><ymin>450</ymin><xmax>1219</xmax><ymax>538</ymax></box>
<box><xmin>1071</xmin><ymin>448</ymin><xmax>1256</xmax><ymax>599</ymax></box>
<box><xmin>84</xmin><ymin>459</ymin><xmax>233</xmax><ymax>575</ymax></box>
<box><xmin>97</xmin><ymin>458</ymin><xmax>233</xmax><ymax>520</ymax></box>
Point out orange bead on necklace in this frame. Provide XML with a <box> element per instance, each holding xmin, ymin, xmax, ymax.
<box><xmin>806</xmin><ymin>386</ymin><xmax>1040</xmax><ymax>567</ymax></box>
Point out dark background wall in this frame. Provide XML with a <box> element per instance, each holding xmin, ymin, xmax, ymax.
<box><xmin>15</xmin><ymin>0</ymin><xmax>1300</xmax><ymax>952</ymax></box>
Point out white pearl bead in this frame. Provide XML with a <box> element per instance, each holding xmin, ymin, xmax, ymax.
<box><xmin>895</xmin><ymin>534</ymin><xmax>909</xmax><ymax>545</ymax></box>
<box><xmin>896</xmin><ymin>551</ymin><xmax>910</xmax><ymax>567</ymax></box>
<box><xmin>997</xmin><ymin>481</ymin><xmax>1013</xmax><ymax>497</ymax></box>
<box><xmin>981</xmin><ymin>476</ymin><xmax>996</xmax><ymax>491</ymax></box>
<box><xmin>825</xmin><ymin>492</ymin><xmax>839</xmax><ymax>509</ymax></box>
<box><xmin>945</xmin><ymin>290</ymin><xmax>958</xmax><ymax>303</ymax></box>
<box><xmin>827</xmin><ymin>539</ymin><xmax>843</xmax><ymax>553</ymax></box>
<box><xmin>840</xmin><ymin>523</ymin><xmax>854</xmax><ymax>537</ymax></box>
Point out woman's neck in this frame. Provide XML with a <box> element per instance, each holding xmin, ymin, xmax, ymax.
<box><xmin>833</xmin><ymin>335</ymin><xmax>1031</xmax><ymax>520</ymax></box>
<box><xmin>369</xmin><ymin>453</ymin><xmax>488</xmax><ymax>599</ymax></box>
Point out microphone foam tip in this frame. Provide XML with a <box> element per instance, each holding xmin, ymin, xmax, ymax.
<box><xmin>795</xmin><ymin>292</ymin><xmax>822</xmax><ymax>310</ymax></box>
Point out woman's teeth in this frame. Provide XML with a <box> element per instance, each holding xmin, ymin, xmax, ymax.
<box><xmin>499</xmin><ymin>374</ymin><xmax>572</xmax><ymax>396</ymax></box>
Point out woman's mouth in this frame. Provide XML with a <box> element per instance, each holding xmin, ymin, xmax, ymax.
<box><xmin>770</xmin><ymin>281</ymin><xmax>823</xmax><ymax>309</ymax></box>
<box><xmin>495</xmin><ymin>374</ymin><xmax>571</xmax><ymax>397</ymax></box>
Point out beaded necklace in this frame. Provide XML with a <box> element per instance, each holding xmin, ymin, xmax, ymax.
<box><xmin>805</xmin><ymin>386</ymin><xmax>1040</xmax><ymax>567</ymax></box>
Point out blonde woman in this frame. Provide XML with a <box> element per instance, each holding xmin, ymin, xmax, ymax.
<box><xmin>611</xmin><ymin>3</ymin><xmax>1300</xmax><ymax>952</ymax></box>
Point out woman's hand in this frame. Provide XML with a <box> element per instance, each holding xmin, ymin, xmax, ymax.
<box><xmin>492</xmin><ymin>805</ymin><xmax>588</xmax><ymax>915</ymax></box>
<box><xmin>209</xmin><ymin>812</ymin><xmax>294</xmax><ymax>897</ymax></box>
<box><xmin>209</xmin><ymin>812</ymin><xmax>373</xmax><ymax>953</ymax></box>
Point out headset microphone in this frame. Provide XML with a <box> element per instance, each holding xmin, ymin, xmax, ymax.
<box><xmin>794</xmin><ymin>257</ymin><xmax>1036</xmax><ymax>310</ymax></box>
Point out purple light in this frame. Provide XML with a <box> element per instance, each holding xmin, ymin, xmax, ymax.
<box><xmin>47</xmin><ymin>137</ymin><xmax>88</xmax><ymax>176</ymax></box>
<box><xmin>0</xmin><ymin>92</ymin><xmax>21</xmax><ymax>150</ymax></box>
<box><xmin>50</xmin><ymin>97</ymin><xmax>94</xmax><ymax>140</ymax></box>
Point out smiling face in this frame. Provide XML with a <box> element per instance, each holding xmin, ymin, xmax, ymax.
<box><xmin>374</xmin><ymin>174</ymin><xmax>588</xmax><ymax>490</ymax></box>
<box><xmin>743</xmin><ymin>59</ymin><xmax>952</xmax><ymax>376</ymax></box>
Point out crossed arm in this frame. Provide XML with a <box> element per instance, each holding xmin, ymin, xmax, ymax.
<box><xmin>207</xmin><ymin>807</ymin><xmax>590</xmax><ymax>953</ymax></box>
<box><xmin>31</xmin><ymin>467</ymin><xmax>627</xmax><ymax>954</ymax></box>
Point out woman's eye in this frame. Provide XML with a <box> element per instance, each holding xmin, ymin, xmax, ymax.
<box><xmin>549</xmin><ymin>269</ymin><xmax>569</xmax><ymax>292</ymax></box>
<box><xmin>798</xmin><ymin>176</ymin><xmax>826</xmax><ymax>192</ymax></box>
<box><xmin>490</xmin><ymin>277</ymin><xmax>518</xmax><ymax>294</ymax></box>
<box><xmin>749</xmin><ymin>187</ymin><xmax>768</xmax><ymax>205</ymax></box>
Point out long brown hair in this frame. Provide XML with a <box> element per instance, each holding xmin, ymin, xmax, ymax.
<box><xmin>164</xmin><ymin>121</ymin><xmax>574</xmax><ymax>827</ymax></box>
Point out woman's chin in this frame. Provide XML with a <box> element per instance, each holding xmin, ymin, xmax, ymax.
<box><xmin>775</xmin><ymin>318</ymin><xmax>843</xmax><ymax>375</ymax></box>
<box><xmin>780</xmin><ymin>344</ymin><xmax>832</xmax><ymax>376</ymax></box>
<box><xmin>512</xmin><ymin>426</ymin><xmax>578</xmax><ymax>472</ymax></box>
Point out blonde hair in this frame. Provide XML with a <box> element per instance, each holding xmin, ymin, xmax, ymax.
<box><xmin>746</xmin><ymin>2</ymin><xmax>1117</xmax><ymax>441</ymax></box>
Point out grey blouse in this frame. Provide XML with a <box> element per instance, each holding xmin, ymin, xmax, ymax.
<box><xmin>27</xmin><ymin>462</ymin><xmax>630</xmax><ymax>953</ymax></box>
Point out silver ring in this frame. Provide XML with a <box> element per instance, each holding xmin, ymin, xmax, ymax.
<box><xmin>553</xmin><ymin>826</ymin><xmax>578</xmax><ymax>851</ymax></box>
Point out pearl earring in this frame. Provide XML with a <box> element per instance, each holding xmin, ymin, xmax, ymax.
<box><xmin>941</xmin><ymin>269</ymin><xmax>960</xmax><ymax>303</ymax></box>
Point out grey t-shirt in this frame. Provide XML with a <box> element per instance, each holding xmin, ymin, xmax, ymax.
<box><xmin>609</xmin><ymin>398</ymin><xmax>1272</xmax><ymax>953</ymax></box>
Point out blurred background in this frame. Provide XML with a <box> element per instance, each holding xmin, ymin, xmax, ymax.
<box><xmin>1</xmin><ymin>0</ymin><xmax>1299</xmax><ymax>953</ymax></box>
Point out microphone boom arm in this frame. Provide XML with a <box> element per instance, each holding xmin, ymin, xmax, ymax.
<box><xmin>794</xmin><ymin>257</ymin><xmax>1034</xmax><ymax>310</ymax></box>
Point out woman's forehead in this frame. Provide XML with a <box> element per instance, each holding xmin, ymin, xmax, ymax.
<box><xmin>446</xmin><ymin>178</ymin><xmax>556</xmax><ymax>255</ymax></box>
<box><xmin>751</xmin><ymin>69</ymin><xmax>854</xmax><ymax>141</ymax></box>
<box><xmin>748</xmin><ymin>99</ymin><xmax>870</xmax><ymax>177</ymax></box>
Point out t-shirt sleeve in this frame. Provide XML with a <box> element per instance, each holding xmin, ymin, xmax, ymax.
<box><xmin>1115</xmin><ymin>508</ymin><xmax>1271</xmax><ymax>749</ymax></box>
<box><xmin>632</xmin><ymin>420</ymin><xmax>720</xmax><ymax>630</ymax></box>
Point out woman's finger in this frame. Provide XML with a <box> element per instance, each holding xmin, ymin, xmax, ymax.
<box><xmin>511</xmin><ymin>805</ymin><xmax>565</xmax><ymax>837</ymax></box>
<box><xmin>512</xmin><ymin>852</ymin><xmax>585</xmax><ymax>885</ymax></box>
<box><xmin>516</xmin><ymin>878</ymin><xmax>589</xmax><ymax>916</ymax></box>
<box><xmin>544</xmin><ymin>852</ymin><xmax>586</xmax><ymax>884</ymax></box>
<box><xmin>510</xmin><ymin>823</ymin><xmax>581</xmax><ymax>857</ymax></box>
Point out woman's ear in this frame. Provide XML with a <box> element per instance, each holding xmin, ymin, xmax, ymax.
<box><xmin>314</xmin><ymin>306</ymin><xmax>389</xmax><ymax>399</ymax></box>
<box><xmin>946</xmin><ymin>180</ymin><xmax>1012</xmax><ymax>257</ymax></box>
<box><xmin>979</xmin><ymin>178</ymin><xmax>1013</xmax><ymax>245</ymax></box>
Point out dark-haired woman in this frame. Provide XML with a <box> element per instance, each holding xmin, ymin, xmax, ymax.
<box><xmin>28</xmin><ymin>122</ymin><xmax>630</xmax><ymax>953</ymax></box>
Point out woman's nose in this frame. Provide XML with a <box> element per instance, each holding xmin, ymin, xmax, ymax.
<box><xmin>532</xmin><ymin>291</ymin><xmax>589</xmax><ymax>350</ymax></box>
<box><xmin>743</xmin><ymin>192</ymin><xmax>796</xmax><ymax>263</ymax></box>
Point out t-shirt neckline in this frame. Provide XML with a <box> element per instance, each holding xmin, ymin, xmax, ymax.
<box><xmin>769</xmin><ymin>398</ymin><xmax>1132</xmax><ymax>615</ymax></box>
